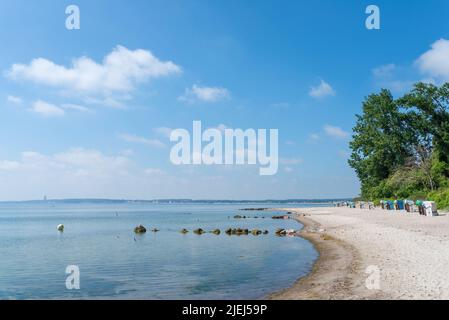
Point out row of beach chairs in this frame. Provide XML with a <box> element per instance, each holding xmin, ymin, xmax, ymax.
<box><xmin>334</xmin><ymin>200</ymin><xmax>438</xmax><ymax>216</ymax></box>
<box><xmin>378</xmin><ymin>200</ymin><xmax>438</xmax><ymax>216</ymax></box>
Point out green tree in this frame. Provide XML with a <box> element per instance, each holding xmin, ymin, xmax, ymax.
<box><xmin>349</xmin><ymin>89</ymin><xmax>413</xmax><ymax>198</ymax></box>
<box><xmin>349</xmin><ymin>83</ymin><xmax>449</xmax><ymax>206</ymax></box>
<box><xmin>398</xmin><ymin>83</ymin><xmax>449</xmax><ymax>177</ymax></box>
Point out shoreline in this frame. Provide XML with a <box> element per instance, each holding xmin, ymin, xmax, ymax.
<box><xmin>266</xmin><ymin>209</ymin><xmax>373</xmax><ymax>300</ymax></box>
<box><xmin>267</xmin><ymin>206</ymin><xmax>449</xmax><ymax>300</ymax></box>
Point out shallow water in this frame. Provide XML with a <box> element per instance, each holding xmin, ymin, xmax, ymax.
<box><xmin>0</xmin><ymin>202</ymin><xmax>320</xmax><ymax>299</ymax></box>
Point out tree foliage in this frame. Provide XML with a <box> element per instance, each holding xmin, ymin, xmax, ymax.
<box><xmin>349</xmin><ymin>83</ymin><xmax>449</xmax><ymax>207</ymax></box>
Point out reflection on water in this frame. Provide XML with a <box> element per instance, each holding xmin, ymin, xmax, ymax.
<box><xmin>0</xmin><ymin>203</ymin><xmax>320</xmax><ymax>299</ymax></box>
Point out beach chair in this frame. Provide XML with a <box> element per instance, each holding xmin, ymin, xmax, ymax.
<box><xmin>404</xmin><ymin>200</ymin><xmax>412</xmax><ymax>213</ymax></box>
<box><xmin>416</xmin><ymin>200</ymin><xmax>425</xmax><ymax>215</ymax></box>
<box><xmin>423</xmin><ymin>201</ymin><xmax>438</xmax><ymax>217</ymax></box>
<box><xmin>386</xmin><ymin>200</ymin><xmax>394</xmax><ymax>210</ymax></box>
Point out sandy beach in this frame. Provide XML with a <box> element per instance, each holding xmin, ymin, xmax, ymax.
<box><xmin>269</xmin><ymin>207</ymin><xmax>449</xmax><ymax>300</ymax></box>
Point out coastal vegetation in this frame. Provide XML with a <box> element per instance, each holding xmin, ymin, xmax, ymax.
<box><xmin>349</xmin><ymin>82</ymin><xmax>449</xmax><ymax>209</ymax></box>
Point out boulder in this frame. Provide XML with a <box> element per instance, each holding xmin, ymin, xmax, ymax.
<box><xmin>180</xmin><ymin>228</ymin><xmax>189</xmax><ymax>234</ymax></box>
<box><xmin>193</xmin><ymin>228</ymin><xmax>205</xmax><ymax>235</ymax></box>
<box><xmin>211</xmin><ymin>229</ymin><xmax>221</xmax><ymax>235</ymax></box>
<box><xmin>57</xmin><ymin>224</ymin><xmax>64</xmax><ymax>232</ymax></box>
<box><xmin>251</xmin><ymin>229</ymin><xmax>262</xmax><ymax>236</ymax></box>
<box><xmin>225</xmin><ymin>228</ymin><xmax>250</xmax><ymax>235</ymax></box>
<box><xmin>275</xmin><ymin>228</ymin><xmax>287</xmax><ymax>236</ymax></box>
<box><xmin>235</xmin><ymin>228</ymin><xmax>249</xmax><ymax>235</ymax></box>
<box><xmin>151</xmin><ymin>228</ymin><xmax>160</xmax><ymax>232</ymax></box>
<box><xmin>134</xmin><ymin>225</ymin><xmax>147</xmax><ymax>234</ymax></box>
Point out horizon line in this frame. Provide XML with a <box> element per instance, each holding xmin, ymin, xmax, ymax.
<box><xmin>0</xmin><ymin>197</ymin><xmax>355</xmax><ymax>203</ymax></box>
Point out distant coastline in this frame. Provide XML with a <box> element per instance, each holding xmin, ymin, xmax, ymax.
<box><xmin>0</xmin><ymin>198</ymin><xmax>353</xmax><ymax>205</ymax></box>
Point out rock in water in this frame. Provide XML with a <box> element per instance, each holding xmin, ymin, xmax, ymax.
<box><xmin>193</xmin><ymin>228</ymin><xmax>205</xmax><ymax>235</ymax></box>
<box><xmin>134</xmin><ymin>225</ymin><xmax>147</xmax><ymax>234</ymax></box>
<box><xmin>57</xmin><ymin>224</ymin><xmax>64</xmax><ymax>232</ymax></box>
<box><xmin>151</xmin><ymin>228</ymin><xmax>160</xmax><ymax>233</ymax></box>
<box><xmin>211</xmin><ymin>229</ymin><xmax>221</xmax><ymax>235</ymax></box>
<box><xmin>275</xmin><ymin>228</ymin><xmax>287</xmax><ymax>236</ymax></box>
<box><xmin>251</xmin><ymin>229</ymin><xmax>262</xmax><ymax>236</ymax></box>
<box><xmin>180</xmin><ymin>229</ymin><xmax>189</xmax><ymax>234</ymax></box>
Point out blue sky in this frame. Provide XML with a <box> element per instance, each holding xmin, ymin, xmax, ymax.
<box><xmin>1</xmin><ymin>0</ymin><xmax>449</xmax><ymax>200</ymax></box>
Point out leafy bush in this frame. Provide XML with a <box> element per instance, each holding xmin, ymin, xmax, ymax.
<box><xmin>428</xmin><ymin>188</ymin><xmax>449</xmax><ymax>210</ymax></box>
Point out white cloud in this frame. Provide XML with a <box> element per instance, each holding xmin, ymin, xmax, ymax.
<box><xmin>52</xmin><ymin>149</ymin><xmax>131</xmax><ymax>174</ymax></box>
<box><xmin>372</xmin><ymin>63</ymin><xmax>413</xmax><ymax>92</ymax></box>
<box><xmin>119</xmin><ymin>133</ymin><xmax>166</xmax><ymax>148</ymax></box>
<box><xmin>371</xmin><ymin>40</ymin><xmax>449</xmax><ymax>92</ymax></box>
<box><xmin>380</xmin><ymin>79</ymin><xmax>413</xmax><ymax>92</ymax></box>
<box><xmin>0</xmin><ymin>147</ymin><xmax>359</xmax><ymax>200</ymax></box>
<box><xmin>120</xmin><ymin>149</ymin><xmax>135</xmax><ymax>157</ymax></box>
<box><xmin>0</xmin><ymin>148</ymin><xmax>156</xmax><ymax>199</ymax></box>
<box><xmin>8</xmin><ymin>46</ymin><xmax>181</xmax><ymax>102</ymax></box>
<box><xmin>0</xmin><ymin>160</ymin><xmax>20</xmax><ymax>171</ymax></box>
<box><xmin>144</xmin><ymin>168</ymin><xmax>165</xmax><ymax>175</ymax></box>
<box><xmin>323</xmin><ymin>125</ymin><xmax>349</xmax><ymax>139</ymax></box>
<box><xmin>0</xmin><ymin>148</ymin><xmax>276</xmax><ymax>200</ymax></box>
<box><xmin>179</xmin><ymin>85</ymin><xmax>230</xmax><ymax>103</ymax></box>
<box><xmin>31</xmin><ymin>100</ymin><xmax>65</xmax><ymax>117</ymax></box>
<box><xmin>4</xmin><ymin>149</ymin><xmax>133</xmax><ymax>178</ymax></box>
<box><xmin>308</xmin><ymin>133</ymin><xmax>320</xmax><ymax>142</ymax></box>
<box><xmin>153</xmin><ymin>127</ymin><xmax>173</xmax><ymax>139</ymax></box>
<box><xmin>7</xmin><ymin>95</ymin><xmax>22</xmax><ymax>105</ymax></box>
<box><xmin>372</xmin><ymin>64</ymin><xmax>396</xmax><ymax>79</ymax></box>
<box><xmin>83</xmin><ymin>96</ymin><xmax>129</xmax><ymax>109</ymax></box>
<box><xmin>29</xmin><ymin>100</ymin><xmax>90</xmax><ymax>117</ymax></box>
<box><xmin>416</xmin><ymin>39</ymin><xmax>449</xmax><ymax>81</ymax></box>
<box><xmin>61</xmin><ymin>104</ymin><xmax>90</xmax><ymax>113</ymax></box>
<box><xmin>309</xmin><ymin>80</ymin><xmax>336</xmax><ymax>98</ymax></box>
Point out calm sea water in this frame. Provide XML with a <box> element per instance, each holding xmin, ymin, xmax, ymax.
<box><xmin>0</xmin><ymin>202</ymin><xmax>321</xmax><ymax>300</ymax></box>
